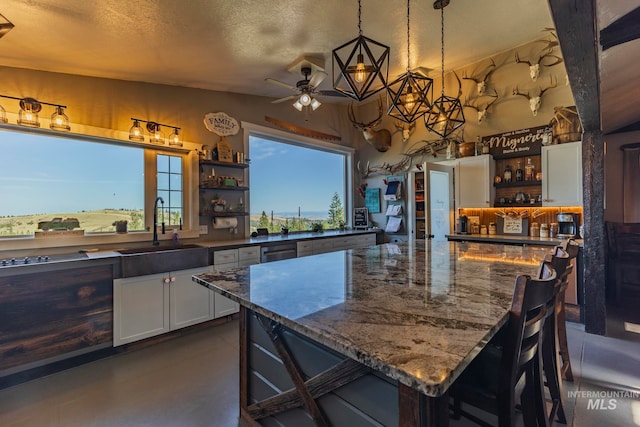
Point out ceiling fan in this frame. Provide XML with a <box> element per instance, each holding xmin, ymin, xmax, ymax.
<box><xmin>265</xmin><ymin>66</ymin><xmax>344</xmax><ymax>111</ymax></box>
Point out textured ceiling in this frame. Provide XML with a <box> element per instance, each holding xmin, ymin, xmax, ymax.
<box><xmin>0</xmin><ymin>0</ymin><xmax>637</xmax><ymax>133</ymax></box>
<box><xmin>0</xmin><ymin>0</ymin><xmax>554</xmax><ymax>98</ymax></box>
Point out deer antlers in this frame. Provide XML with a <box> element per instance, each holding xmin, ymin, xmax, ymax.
<box><xmin>348</xmin><ymin>98</ymin><xmax>392</xmax><ymax>152</ymax></box>
<box><xmin>515</xmin><ymin>48</ymin><xmax>563</xmax><ymax>81</ymax></box>
<box><xmin>512</xmin><ymin>76</ymin><xmax>557</xmax><ymax>116</ymax></box>
<box><xmin>463</xmin><ymin>58</ymin><xmax>497</xmax><ymax>95</ymax></box>
<box><xmin>462</xmin><ymin>90</ymin><xmax>499</xmax><ymax>124</ymax></box>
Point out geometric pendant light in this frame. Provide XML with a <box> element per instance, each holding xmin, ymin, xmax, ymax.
<box><xmin>332</xmin><ymin>0</ymin><xmax>390</xmax><ymax>101</ymax></box>
<box><xmin>387</xmin><ymin>0</ymin><xmax>433</xmax><ymax>124</ymax></box>
<box><xmin>424</xmin><ymin>0</ymin><xmax>465</xmax><ymax>138</ymax></box>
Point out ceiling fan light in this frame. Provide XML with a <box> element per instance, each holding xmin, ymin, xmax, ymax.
<box><xmin>299</xmin><ymin>93</ymin><xmax>312</xmax><ymax>106</ymax></box>
<box><xmin>292</xmin><ymin>100</ymin><xmax>304</xmax><ymax>111</ymax></box>
<box><xmin>310</xmin><ymin>98</ymin><xmax>322</xmax><ymax>111</ymax></box>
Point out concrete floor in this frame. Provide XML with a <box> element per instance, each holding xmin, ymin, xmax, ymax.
<box><xmin>1</xmin><ymin>319</ymin><xmax>638</xmax><ymax>427</ymax></box>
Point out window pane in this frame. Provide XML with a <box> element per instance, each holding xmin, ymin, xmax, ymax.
<box><xmin>0</xmin><ymin>131</ymin><xmax>144</xmax><ymax>235</ymax></box>
<box><xmin>249</xmin><ymin>135</ymin><xmax>347</xmax><ymax>233</ymax></box>
<box><xmin>156</xmin><ymin>154</ymin><xmax>183</xmax><ymax>227</ymax></box>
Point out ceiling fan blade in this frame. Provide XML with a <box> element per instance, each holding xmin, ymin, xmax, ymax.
<box><xmin>318</xmin><ymin>89</ymin><xmax>347</xmax><ymax>97</ymax></box>
<box><xmin>308</xmin><ymin>70</ymin><xmax>328</xmax><ymax>88</ymax></box>
<box><xmin>271</xmin><ymin>95</ymin><xmax>298</xmax><ymax>104</ymax></box>
<box><xmin>265</xmin><ymin>78</ymin><xmax>297</xmax><ymax>91</ymax></box>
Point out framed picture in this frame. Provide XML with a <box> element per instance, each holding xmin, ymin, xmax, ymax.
<box><xmin>354</xmin><ymin>207</ymin><xmax>368</xmax><ymax>229</ymax></box>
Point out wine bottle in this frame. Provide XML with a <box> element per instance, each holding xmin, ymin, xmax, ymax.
<box><xmin>525</xmin><ymin>158</ymin><xmax>535</xmax><ymax>181</ymax></box>
<box><xmin>503</xmin><ymin>164</ymin><xmax>512</xmax><ymax>183</ymax></box>
<box><xmin>515</xmin><ymin>161</ymin><xmax>523</xmax><ymax>182</ymax></box>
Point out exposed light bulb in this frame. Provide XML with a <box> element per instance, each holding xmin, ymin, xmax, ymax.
<box><xmin>354</xmin><ymin>53</ymin><xmax>367</xmax><ymax>83</ymax></box>
<box><xmin>404</xmin><ymin>87</ymin><xmax>416</xmax><ymax>112</ymax></box>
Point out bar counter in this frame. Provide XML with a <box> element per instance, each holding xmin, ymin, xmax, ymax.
<box><xmin>193</xmin><ymin>240</ymin><xmax>553</xmax><ymax>426</ymax></box>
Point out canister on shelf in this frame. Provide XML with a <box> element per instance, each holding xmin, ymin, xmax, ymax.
<box><xmin>550</xmin><ymin>223</ymin><xmax>559</xmax><ymax>238</ymax></box>
<box><xmin>530</xmin><ymin>222</ymin><xmax>540</xmax><ymax>237</ymax></box>
<box><xmin>540</xmin><ymin>223</ymin><xmax>550</xmax><ymax>238</ymax></box>
<box><xmin>480</xmin><ymin>225</ymin><xmax>488</xmax><ymax>235</ymax></box>
<box><xmin>488</xmin><ymin>222</ymin><xmax>497</xmax><ymax>235</ymax></box>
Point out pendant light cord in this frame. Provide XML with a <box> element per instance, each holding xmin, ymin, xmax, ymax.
<box><xmin>407</xmin><ymin>0</ymin><xmax>411</xmax><ymax>71</ymax></box>
<box><xmin>440</xmin><ymin>5</ymin><xmax>445</xmax><ymax>97</ymax></box>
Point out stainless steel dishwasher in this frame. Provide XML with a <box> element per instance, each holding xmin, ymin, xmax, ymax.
<box><xmin>260</xmin><ymin>242</ymin><xmax>297</xmax><ymax>263</ymax></box>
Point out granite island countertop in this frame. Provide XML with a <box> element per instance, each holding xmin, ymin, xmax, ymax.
<box><xmin>193</xmin><ymin>240</ymin><xmax>553</xmax><ymax>397</ymax></box>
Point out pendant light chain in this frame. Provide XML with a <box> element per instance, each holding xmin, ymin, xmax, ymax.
<box><xmin>440</xmin><ymin>5</ymin><xmax>445</xmax><ymax>97</ymax></box>
<box><xmin>406</xmin><ymin>0</ymin><xmax>411</xmax><ymax>71</ymax></box>
<box><xmin>358</xmin><ymin>0</ymin><xmax>362</xmax><ymax>35</ymax></box>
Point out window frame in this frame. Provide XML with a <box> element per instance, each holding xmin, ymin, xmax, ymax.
<box><xmin>241</xmin><ymin>121</ymin><xmax>355</xmax><ymax>234</ymax></box>
<box><xmin>0</xmin><ymin>124</ymin><xmax>198</xmax><ymax>251</ymax></box>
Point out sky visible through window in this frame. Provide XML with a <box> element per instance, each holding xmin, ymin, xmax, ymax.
<box><xmin>0</xmin><ymin>131</ymin><xmax>143</xmax><ymax>216</ymax></box>
<box><xmin>249</xmin><ymin>136</ymin><xmax>345</xmax><ymax>220</ymax></box>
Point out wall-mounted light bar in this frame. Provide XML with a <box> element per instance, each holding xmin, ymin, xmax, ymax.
<box><xmin>129</xmin><ymin>118</ymin><xmax>182</xmax><ymax>146</ymax></box>
<box><xmin>0</xmin><ymin>95</ymin><xmax>71</xmax><ymax>131</ymax></box>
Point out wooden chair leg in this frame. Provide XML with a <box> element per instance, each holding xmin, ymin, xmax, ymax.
<box><xmin>543</xmin><ymin>310</ymin><xmax>567</xmax><ymax>424</ymax></box>
<box><xmin>556</xmin><ymin>291</ymin><xmax>574</xmax><ymax>382</ymax></box>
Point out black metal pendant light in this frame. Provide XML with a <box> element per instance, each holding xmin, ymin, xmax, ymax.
<box><xmin>332</xmin><ymin>0</ymin><xmax>390</xmax><ymax>102</ymax></box>
<box><xmin>424</xmin><ymin>0</ymin><xmax>465</xmax><ymax>137</ymax></box>
<box><xmin>387</xmin><ymin>0</ymin><xmax>433</xmax><ymax>124</ymax></box>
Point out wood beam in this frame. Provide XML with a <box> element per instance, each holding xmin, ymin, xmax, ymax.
<box><xmin>600</xmin><ymin>6</ymin><xmax>640</xmax><ymax>50</ymax></box>
<box><xmin>547</xmin><ymin>0</ymin><xmax>600</xmax><ymax>132</ymax></box>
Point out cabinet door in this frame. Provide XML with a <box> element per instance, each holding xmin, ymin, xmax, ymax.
<box><xmin>214</xmin><ymin>293</ymin><xmax>240</xmax><ymax>318</ymax></box>
<box><xmin>542</xmin><ymin>142</ymin><xmax>582</xmax><ymax>206</ymax></box>
<box><xmin>170</xmin><ymin>267</ymin><xmax>214</xmax><ymax>331</ymax></box>
<box><xmin>455</xmin><ymin>155</ymin><xmax>494</xmax><ymax>208</ymax></box>
<box><xmin>114</xmin><ymin>273</ymin><xmax>170</xmax><ymax>346</ymax></box>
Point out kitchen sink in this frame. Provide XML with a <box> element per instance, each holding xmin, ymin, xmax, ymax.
<box><xmin>118</xmin><ymin>244</ymin><xmax>210</xmax><ymax>277</ymax></box>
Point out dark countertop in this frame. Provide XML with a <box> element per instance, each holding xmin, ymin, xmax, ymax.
<box><xmin>446</xmin><ymin>233</ymin><xmax>584</xmax><ymax>247</ymax></box>
<box><xmin>193</xmin><ymin>240</ymin><xmax>551</xmax><ymax>397</ymax></box>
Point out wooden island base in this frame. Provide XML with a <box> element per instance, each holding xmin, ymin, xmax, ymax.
<box><xmin>238</xmin><ymin>306</ymin><xmax>449</xmax><ymax>427</ymax></box>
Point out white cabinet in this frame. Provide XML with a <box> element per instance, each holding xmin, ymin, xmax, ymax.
<box><xmin>542</xmin><ymin>141</ymin><xmax>582</xmax><ymax>206</ymax></box>
<box><xmin>455</xmin><ymin>155</ymin><xmax>495</xmax><ymax>208</ymax></box>
<box><xmin>114</xmin><ymin>266</ymin><xmax>212</xmax><ymax>346</ymax></box>
<box><xmin>212</xmin><ymin>248</ymin><xmax>254</xmax><ymax>317</ymax></box>
<box><xmin>170</xmin><ymin>267</ymin><xmax>215</xmax><ymax>331</ymax></box>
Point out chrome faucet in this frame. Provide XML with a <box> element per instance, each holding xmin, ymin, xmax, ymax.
<box><xmin>153</xmin><ymin>196</ymin><xmax>165</xmax><ymax>246</ymax></box>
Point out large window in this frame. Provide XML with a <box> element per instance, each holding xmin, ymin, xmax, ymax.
<box><xmin>248</xmin><ymin>130</ymin><xmax>352</xmax><ymax>233</ymax></box>
<box><xmin>0</xmin><ymin>129</ymin><xmax>185</xmax><ymax>238</ymax></box>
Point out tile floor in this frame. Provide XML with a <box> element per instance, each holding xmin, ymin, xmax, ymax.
<box><xmin>1</xmin><ymin>319</ymin><xmax>639</xmax><ymax>427</ymax></box>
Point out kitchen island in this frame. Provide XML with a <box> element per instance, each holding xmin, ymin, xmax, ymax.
<box><xmin>193</xmin><ymin>240</ymin><xmax>553</xmax><ymax>426</ymax></box>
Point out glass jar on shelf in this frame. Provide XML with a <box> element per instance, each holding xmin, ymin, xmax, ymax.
<box><xmin>503</xmin><ymin>164</ymin><xmax>512</xmax><ymax>183</ymax></box>
<box><xmin>525</xmin><ymin>158</ymin><xmax>535</xmax><ymax>181</ymax></box>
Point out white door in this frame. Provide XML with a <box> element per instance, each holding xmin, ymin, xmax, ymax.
<box><xmin>426</xmin><ymin>163</ymin><xmax>454</xmax><ymax>241</ymax></box>
<box><xmin>170</xmin><ymin>267</ymin><xmax>214</xmax><ymax>331</ymax></box>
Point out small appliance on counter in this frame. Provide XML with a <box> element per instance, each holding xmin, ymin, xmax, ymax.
<box><xmin>556</xmin><ymin>212</ymin><xmax>580</xmax><ymax>238</ymax></box>
<box><xmin>457</xmin><ymin>215</ymin><xmax>469</xmax><ymax>234</ymax></box>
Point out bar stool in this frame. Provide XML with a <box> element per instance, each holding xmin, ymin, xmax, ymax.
<box><xmin>451</xmin><ymin>262</ymin><xmax>558</xmax><ymax>427</ymax></box>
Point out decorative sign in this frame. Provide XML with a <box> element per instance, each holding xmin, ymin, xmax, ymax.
<box><xmin>481</xmin><ymin>125</ymin><xmax>551</xmax><ymax>159</ymax></box>
<box><xmin>204</xmin><ymin>112</ymin><xmax>239</xmax><ymax>136</ymax></box>
<box><xmin>503</xmin><ymin>217</ymin><xmax>523</xmax><ymax>234</ymax></box>
<box><xmin>364</xmin><ymin>187</ymin><xmax>381</xmax><ymax>213</ymax></box>
<box><xmin>216</xmin><ymin>137</ymin><xmax>233</xmax><ymax>162</ymax></box>
<box><xmin>354</xmin><ymin>207</ymin><xmax>369</xmax><ymax>228</ymax></box>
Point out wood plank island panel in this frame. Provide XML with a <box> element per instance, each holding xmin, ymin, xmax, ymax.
<box><xmin>0</xmin><ymin>264</ymin><xmax>113</xmax><ymax>372</ymax></box>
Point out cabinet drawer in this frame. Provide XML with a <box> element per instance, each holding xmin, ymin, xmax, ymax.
<box><xmin>239</xmin><ymin>246</ymin><xmax>260</xmax><ymax>261</ymax></box>
<box><xmin>297</xmin><ymin>241</ymin><xmax>313</xmax><ymax>252</ymax></box>
<box><xmin>312</xmin><ymin>239</ymin><xmax>335</xmax><ymax>254</ymax></box>
<box><xmin>214</xmin><ymin>249</ymin><xmax>239</xmax><ymax>265</ymax></box>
